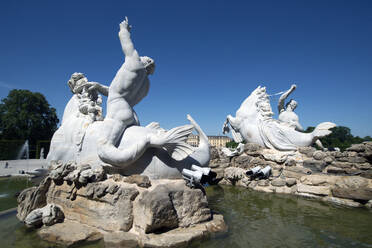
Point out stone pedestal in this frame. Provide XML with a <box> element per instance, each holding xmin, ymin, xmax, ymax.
<box><xmin>17</xmin><ymin>164</ymin><xmax>226</xmax><ymax>247</ymax></box>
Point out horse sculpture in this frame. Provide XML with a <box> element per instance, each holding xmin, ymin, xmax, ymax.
<box><xmin>223</xmin><ymin>86</ymin><xmax>336</xmax><ymax>151</ymax></box>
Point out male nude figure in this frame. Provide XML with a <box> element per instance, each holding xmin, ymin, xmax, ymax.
<box><xmin>278</xmin><ymin>84</ymin><xmax>303</xmax><ymax>131</ymax></box>
<box><xmin>278</xmin><ymin>84</ymin><xmax>325</xmax><ymax>149</ymax></box>
<box><xmin>97</xmin><ymin>18</ymin><xmax>193</xmax><ymax>166</ymax></box>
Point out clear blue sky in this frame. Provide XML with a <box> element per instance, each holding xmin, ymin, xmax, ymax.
<box><xmin>0</xmin><ymin>0</ymin><xmax>371</xmax><ymax>137</ymax></box>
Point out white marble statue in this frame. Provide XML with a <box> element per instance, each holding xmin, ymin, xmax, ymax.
<box><xmin>222</xmin><ymin>86</ymin><xmax>336</xmax><ymax>151</ymax></box>
<box><xmin>278</xmin><ymin>84</ymin><xmax>302</xmax><ymax>130</ymax></box>
<box><xmin>47</xmin><ymin>17</ymin><xmax>210</xmax><ymax>179</ymax></box>
<box><xmin>277</xmin><ymin>84</ymin><xmax>325</xmax><ymax>150</ymax></box>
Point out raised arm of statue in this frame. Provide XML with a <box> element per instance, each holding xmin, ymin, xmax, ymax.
<box><xmin>278</xmin><ymin>84</ymin><xmax>296</xmax><ymax>113</ymax></box>
<box><xmin>118</xmin><ymin>17</ymin><xmax>140</xmax><ymax>60</ymax></box>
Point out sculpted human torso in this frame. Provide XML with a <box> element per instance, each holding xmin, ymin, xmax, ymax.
<box><xmin>278</xmin><ymin>109</ymin><xmax>301</xmax><ymax>130</ymax></box>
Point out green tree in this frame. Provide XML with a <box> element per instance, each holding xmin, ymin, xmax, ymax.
<box><xmin>0</xmin><ymin>90</ymin><xmax>59</xmax><ymax>159</ymax></box>
<box><xmin>225</xmin><ymin>140</ymin><xmax>239</xmax><ymax>149</ymax></box>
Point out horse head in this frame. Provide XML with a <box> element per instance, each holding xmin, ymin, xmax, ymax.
<box><xmin>236</xmin><ymin>86</ymin><xmax>273</xmax><ymax>124</ymax></box>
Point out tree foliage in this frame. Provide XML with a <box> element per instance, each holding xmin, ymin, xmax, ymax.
<box><xmin>225</xmin><ymin>140</ymin><xmax>239</xmax><ymax>148</ymax></box>
<box><xmin>0</xmin><ymin>90</ymin><xmax>59</xmax><ymax>159</ymax></box>
<box><xmin>304</xmin><ymin>126</ymin><xmax>372</xmax><ymax>151</ymax></box>
<box><xmin>225</xmin><ymin>140</ymin><xmax>246</xmax><ymax>148</ymax></box>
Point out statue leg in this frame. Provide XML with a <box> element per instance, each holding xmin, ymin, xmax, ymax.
<box><xmin>97</xmin><ymin>118</ymin><xmax>149</xmax><ymax>167</ymax></box>
<box><xmin>226</xmin><ymin>115</ymin><xmax>244</xmax><ymax>143</ymax></box>
<box><xmin>97</xmin><ymin>98</ymin><xmax>148</xmax><ymax>167</ymax></box>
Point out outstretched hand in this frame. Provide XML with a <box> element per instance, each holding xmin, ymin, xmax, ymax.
<box><xmin>119</xmin><ymin>16</ymin><xmax>131</xmax><ymax>32</ymax></box>
<box><xmin>87</xmin><ymin>82</ymin><xmax>101</xmax><ymax>92</ymax></box>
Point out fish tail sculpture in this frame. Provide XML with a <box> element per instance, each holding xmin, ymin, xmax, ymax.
<box><xmin>311</xmin><ymin>122</ymin><xmax>337</xmax><ymax>141</ymax></box>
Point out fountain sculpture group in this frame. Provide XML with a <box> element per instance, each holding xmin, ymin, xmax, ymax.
<box><xmin>17</xmin><ymin>17</ymin><xmax>225</xmax><ymax>248</ymax></box>
<box><xmin>16</xmin><ymin>16</ymin><xmax>340</xmax><ymax>247</ymax></box>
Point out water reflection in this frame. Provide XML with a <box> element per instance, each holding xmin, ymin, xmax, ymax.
<box><xmin>192</xmin><ymin>185</ymin><xmax>372</xmax><ymax>248</ymax></box>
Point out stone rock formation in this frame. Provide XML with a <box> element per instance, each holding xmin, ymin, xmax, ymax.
<box><xmin>17</xmin><ymin>161</ymin><xmax>226</xmax><ymax>247</ymax></box>
<box><xmin>210</xmin><ymin>142</ymin><xmax>372</xmax><ymax>208</ymax></box>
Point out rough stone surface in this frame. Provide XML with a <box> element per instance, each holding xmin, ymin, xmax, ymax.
<box><xmin>313</xmin><ymin>151</ymin><xmax>326</xmax><ymax>160</ymax></box>
<box><xmin>324</xmin><ymin>156</ymin><xmax>334</xmax><ymax>164</ymax></box>
<box><xmin>123</xmin><ymin>174</ymin><xmax>152</xmax><ymax>188</ymax></box>
<box><xmin>138</xmin><ymin>214</ymin><xmax>226</xmax><ymax>248</ymax></box>
<box><xmin>298</xmin><ymin>147</ymin><xmax>316</xmax><ymax>157</ymax></box>
<box><xmin>331</xmin><ymin>161</ymin><xmax>353</xmax><ymax>169</ymax></box>
<box><xmin>271</xmin><ymin>178</ymin><xmax>286</xmax><ymax>187</ymax></box>
<box><xmin>347</xmin><ymin>143</ymin><xmax>365</xmax><ymax>153</ymax></box>
<box><xmin>297</xmin><ymin>184</ymin><xmax>330</xmax><ymax>196</ymax></box>
<box><xmin>300</xmin><ymin>175</ymin><xmax>337</xmax><ymax>186</ymax></box>
<box><xmin>258</xmin><ymin>180</ymin><xmax>270</xmax><ymax>187</ymax></box>
<box><xmin>103</xmin><ymin>232</ymin><xmax>138</xmax><ymax>248</ymax></box>
<box><xmin>332</xmin><ymin>177</ymin><xmax>372</xmax><ymax>201</ymax></box>
<box><xmin>171</xmin><ymin>187</ymin><xmax>211</xmax><ymax>227</ymax></box>
<box><xmin>360</xmin><ymin>170</ymin><xmax>372</xmax><ymax>179</ymax></box>
<box><xmin>285</xmin><ymin>159</ymin><xmax>296</xmax><ymax>167</ymax></box>
<box><xmin>285</xmin><ymin>178</ymin><xmax>297</xmax><ymax>187</ymax></box>
<box><xmin>210</xmin><ymin>143</ymin><xmax>372</xmax><ymax>208</ymax></box>
<box><xmin>133</xmin><ymin>182</ymin><xmax>211</xmax><ymax>234</ymax></box>
<box><xmin>210</xmin><ymin>147</ymin><xmax>220</xmax><ymax>160</ymax></box>
<box><xmin>46</xmin><ymin>179</ymin><xmax>139</xmax><ymax>232</ymax></box>
<box><xmin>24</xmin><ymin>204</ymin><xmax>64</xmax><ymax>228</ymax></box>
<box><xmin>38</xmin><ymin>221</ymin><xmax>103</xmax><ymax>246</ymax></box>
<box><xmin>244</xmin><ymin>143</ymin><xmax>263</xmax><ymax>154</ymax></box>
<box><xmin>261</xmin><ymin>150</ymin><xmax>289</xmax><ymax>164</ymax></box>
<box><xmin>224</xmin><ymin>167</ymin><xmax>246</xmax><ymax>184</ymax></box>
<box><xmin>17</xmin><ymin>177</ymin><xmax>51</xmax><ymax>221</ymax></box>
<box><xmin>302</xmin><ymin>159</ymin><xmax>327</xmax><ymax>172</ymax></box>
<box><xmin>233</xmin><ymin>155</ymin><xmax>252</xmax><ymax>168</ymax></box>
<box><xmin>281</xmin><ymin>166</ymin><xmax>312</xmax><ymax>179</ymax></box>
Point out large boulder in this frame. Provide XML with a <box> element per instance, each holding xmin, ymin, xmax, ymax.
<box><xmin>133</xmin><ymin>181</ymin><xmax>211</xmax><ymax>233</ymax></box>
<box><xmin>46</xmin><ymin>179</ymin><xmax>139</xmax><ymax>232</ymax></box>
<box><xmin>38</xmin><ymin>220</ymin><xmax>103</xmax><ymax>246</ymax></box>
<box><xmin>331</xmin><ymin>176</ymin><xmax>372</xmax><ymax>201</ymax></box>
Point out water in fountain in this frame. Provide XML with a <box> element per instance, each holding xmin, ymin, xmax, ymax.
<box><xmin>16</xmin><ymin>140</ymin><xmax>29</xmax><ymax>160</ymax></box>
